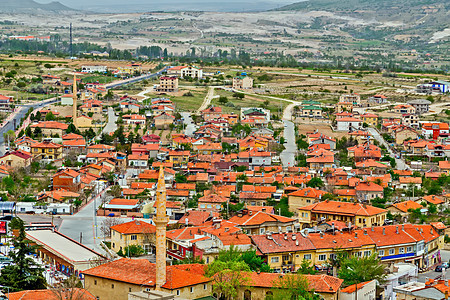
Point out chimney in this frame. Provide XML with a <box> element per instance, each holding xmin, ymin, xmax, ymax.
<box><xmin>355</xmin><ymin>232</ymin><xmax>358</xmax><ymax>238</ymax></box>
<box><xmin>402</xmin><ymin>224</ymin><xmax>404</xmax><ymax>231</ymax></box>
<box><xmin>320</xmin><ymin>232</ymin><xmax>324</xmax><ymax>238</ymax></box>
<box><xmin>396</xmin><ymin>226</ymin><xmax>399</xmax><ymax>234</ymax></box>
<box><xmin>383</xmin><ymin>228</ymin><xmax>386</xmax><ymax>235</ymax></box>
<box><xmin>364</xmin><ymin>229</ymin><xmax>367</xmax><ymax>235</ymax></box>
<box><xmin>371</xmin><ymin>226</ymin><xmax>374</xmax><ymax>232</ymax></box>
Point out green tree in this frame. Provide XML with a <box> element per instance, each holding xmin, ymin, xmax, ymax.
<box><xmin>0</xmin><ymin>218</ymin><xmax>47</xmax><ymax>291</ymax></box>
<box><xmin>240</xmin><ymin>250</ymin><xmax>270</xmax><ymax>272</ymax></box>
<box><xmin>218</xmin><ymin>96</ymin><xmax>228</xmax><ymax>104</ymax></box>
<box><xmin>45</xmin><ymin>111</ymin><xmax>56</xmax><ymax>121</ymax></box>
<box><xmin>296</xmin><ymin>259</ymin><xmax>318</xmax><ymax>275</ymax></box>
<box><xmin>306</xmin><ymin>177</ymin><xmax>324</xmax><ymax>188</ymax></box>
<box><xmin>271</xmin><ymin>274</ymin><xmax>320</xmax><ymax>300</ymax></box>
<box><xmin>117</xmin><ymin>245</ymin><xmax>145</xmax><ymax>257</ymax></box>
<box><xmin>338</xmin><ymin>253</ymin><xmax>386</xmax><ymax>286</ymax></box>
<box><xmin>206</xmin><ymin>259</ymin><xmax>250</xmax><ymax>300</ymax></box>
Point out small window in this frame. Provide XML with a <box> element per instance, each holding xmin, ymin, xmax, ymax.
<box><xmin>271</xmin><ymin>257</ymin><xmax>279</xmax><ymax>263</ymax></box>
<box><xmin>204</xmin><ymin>284</ymin><xmax>207</xmax><ymax>290</ymax></box>
<box><xmin>378</xmin><ymin>250</ymin><xmax>384</xmax><ymax>257</ymax></box>
<box><xmin>129</xmin><ymin>288</ymin><xmax>132</xmax><ymax>292</ymax></box>
<box><xmin>131</xmin><ymin>235</ymin><xmax>137</xmax><ymax>241</ymax></box>
<box><xmin>94</xmin><ymin>280</ymin><xmax>97</xmax><ymax>285</ymax></box>
<box><xmin>190</xmin><ymin>287</ymin><xmax>193</xmax><ymax>293</ymax></box>
<box><xmin>318</xmin><ymin>254</ymin><xmax>326</xmax><ymax>261</ymax></box>
<box><xmin>260</xmin><ymin>228</ymin><xmax>265</xmax><ymax>234</ymax></box>
<box><xmin>176</xmin><ymin>290</ymin><xmax>180</xmax><ymax>296</ymax></box>
<box><xmin>399</xmin><ymin>247</ymin><xmax>405</xmax><ymax>254</ymax></box>
<box><xmin>364</xmin><ymin>251</ymin><xmax>371</xmax><ymax>257</ymax></box>
<box><xmin>304</xmin><ymin>254</ymin><xmax>312</xmax><ymax>260</ymax></box>
<box><xmin>407</xmin><ymin>246</ymin><xmax>413</xmax><ymax>253</ymax></box>
<box><xmin>389</xmin><ymin>248</ymin><xmax>395</xmax><ymax>255</ymax></box>
<box><xmin>111</xmin><ymin>284</ymin><xmax>114</xmax><ymax>289</ymax></box>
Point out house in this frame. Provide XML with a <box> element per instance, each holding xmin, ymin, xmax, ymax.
<box><xmin>30</xmin><ymin>121</ymin><xmax>69</xmax><ymax>137</ymax></box>
<box><xmin>80</xmin><ymin>99</ymin><xmax>103</xmax><ymax>114</ymax></box>
<box><xmin>0</xmin><ymin>150</ymin><xmax>32</xmax><ymax>169</ymax></box>
<box><xmin>422</xmin><ymin>123</ymin><xmax>450</xmax><ymax>139</ymax></box>
<box><xmin>306</xmin><ymin>154</ymin><xmax>334</xmax><ymax>170</ymax></box>
<box><xmin>241</xmin><ymin>107</ymin><xmax>270</xmax><ymax>122</ymax></box>
<box><xmin>229</xmin><ymin>209</ymin><xmax>295</xmax><ymax>235</ymax></box>
<box><xmin>76</xmin><ymin>115</ymin><xmax>93</xmax><ymax>128</ymax></box>
<box><xmin>361</xmin><ymin>113</ymin><xmax>378</xmax><ymax>127</ymax></box>
<box><xmin>123</xmin><ymin>114</ymin><xmax>146</xmax><ymax>126</ymax></box>
<box><xmin>167</xmin><ymin>65</ymin><xmax>203</xmax><ymax>79</ymax></box>
<box><xmin>355</xmin><ymin>182</ymin><xmax>384</xmax><ymax>202</ymax></box>
<box><xmin>201</xmin><ymin>106</ymin><xmax>222</xmax><ymax>122</ymax></box>
<box><xmin>238</xmin><ymin>272</ymin><xmax>343</xmax><ymax>300</ymax></box>
<box><xmin>154</xmin><ymin>113</ymin><xmax>174</xmax><ymax>129</ymax></box>
<box><xmin>60</xmin><ymin>94</ymin><xmax>75</xmax><ymax>105</ymax></box>
<box><xmin>233</xmin><ymin>75</ymin><xmax>253</xmax><ymax>89</ymax></box>
<box><xmin>297</xmin><ymin>200</ymin><xmax>387</xmax><ymax>228</ymax></box>
<box><xmin>401</xmin><ymin>114</ymin><xmax>419</xmax><ymax>129</ymax></box>
<box><xmin>300</xmin><ymin>105</ymin><xmax>323</xmax><ymax>118</ymax></box>
<box><xmin>397</xmin><ymin>176</ymin><xmax>422</xmax><ymax>190</ymax></box>
<box><xmin>0</xmin><ymin>94</ymin><xmax>12</xmax><ymax>111</ymax></box>
<box><xmin>395</xmin><ymin>127</ymin><xmax>418</xmax><ymax>145</ymax></box>
<box><xmin>156</xmin><ymin>76</ymin><xmax>178</xmax><ymax>93</ymax></box>
<box><xmin>333</xmin><ymin>189</ymin><xmax>357</xmax><ymax>202</ymax></box>
<box><xmin>340</xmin><ymin>280</ymin><xmax>377</xmax><ymax>300</ymax></box>
<box><xmin>168</xmin><ymin>150</ymin><xmax>190</xmax><ymax>168</ymax></box>
<box><xmin>81</xmin><ymin>65</ymin><xmax>107</xmax><ymax>73</ymax></box>
<box><xmin>438</xmin><ymin>160</ymin><xmax>450</xmax><ymax>174</ymax></box>
<box><xmin>103</xmin><ymin>198</ymin><xmax>141</xmax><ymax>216</ymax></box>
<box><xmin>110</xmin><ymin>220</ymin><xmax>156</xmax><ymax>254</ymax></box>
<box><xmin>407</xmin><ymin>99</ymin><xmax>431</xmax><ymax>114</ymax></box>
<box><xmin>128</xmin><ymin>153</ymin><xmax>149</xmax><ymax>168</ymax></box>
<box><xmin>387</xmin><ymin>200</ymin><xmax>424</xmax><ymax>218</ymax></box>
<box><xmin>347</xmin><ymin>143</ymin><xmax>382</xmax><ymax>162</ymax></box>
<box><xmin>120</xmin><ymin>101</ymin><xmax>141</xmax><ymax>113</ymax></box>
<box><xmin>41</xmin><ymin>74</ymin><xmax>60</xmax><ymax>84</ymax></box>
<box><xmin>31</xmin><ymin>140</ymin><xmax>63</xmax><ymax>160</ymax></box>
<box><xmin>82</xmin><ymin>259</ymin><xmax>212</xmax><ymax>300</ymax></box>
<box><xmin>15</xmin><ymin>136</ymin><xmax>38</xmax><ymax>153</ymax></box>
<box><xmin>52</xmin><ymin>169</ymin><xmax>81</xmax><ymax>192</ymax></box>
<box><xmin>339</xmin><ymin>94</ymin><xmax>360</xmax><ymax>105</ymax></box>
<box><xmin>7</xmin><ymin>289</ymin><xmax>95</xmax><ymax>300</ymax></box>
<box><xmin>369</xmin><ymin>94</ymin><xmax>388</xmax><ymax>104</ymax></box>
<box><xmin>198</xmin><ymin>194</ymin><xmax>227</xmax><ymax>211</ymax></box>
<box><xmin>336</xmin><ymin>117</ymin><xmax>362</xmax><ymax>131</ymax></box>
<box><xmin>336</xmin><ymin>102</ymin><xmax>353</xmax><ymax>113</ymax></box>
<box><xmin>309</xmin><ymin>134</ymin><xmax>336</xmax><ymax>150</ymax></box>
<box><xmin>38</xmin><ymin>190</ymin><xmax>80</xmax><ymax>204</ymax></box>
<box><xmin>287</xmin><ymin>187</ymin><xmax>328</xmax><ymax>214</ymax></box>
<box><xmin>426</xmin><ymin>80</ymin><xmax>449</xmax><ymax>93</ymax></box>
<box><xmin>394</xmin><ymin>104</ymin><xmax>416</xmax><ymax>115</ymax></box>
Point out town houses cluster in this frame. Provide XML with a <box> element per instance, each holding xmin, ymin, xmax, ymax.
<box><xmin>0</xmin><ymin>65</ymin><xmax>450</xmax><ymax>300</ymax></box>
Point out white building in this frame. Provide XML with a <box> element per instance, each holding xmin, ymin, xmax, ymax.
<box><xmin>81</xmin><ymin>65</ymin><xmax>108</xmax><ymax>73</ymax></box>
<box><xmin>167</xmin><ymin>66</ymin><xmax>203</xmax><ymax>79</ymax></box>
<box><xmin>336</xmin><ymin>117</ymin><xmax>363</xmax><ymax>131</ymax></box>
<box><xmin>60</xmin><ymin>94</ymin><xmax>75</xmax><ymax>106</ymax></box>
<box><xmin>340</xmin><ymin>280</ymin><xmax>377</xmax><ymax>300</ymax></box>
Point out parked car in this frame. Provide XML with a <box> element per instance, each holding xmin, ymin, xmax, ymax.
<box><xmin>435</xmin><ymin>265</ymin><xmax>443</xmax><ymax>272</ymax></box>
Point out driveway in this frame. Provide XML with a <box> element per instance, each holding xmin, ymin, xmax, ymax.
<box><xmin>367</xmin><ymin>127</ymin><xmax>409</xmax><ymax>170</ymax></box>
<box><xmin>197</xmin><ymin>86</ymin><xmax>217</xmax><ymax>113</ymax></box>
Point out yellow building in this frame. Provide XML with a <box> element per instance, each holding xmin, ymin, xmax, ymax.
<box><xmin>82</xmin><ymin>258</ymin><xmax>212</xmax><ymax>300</ymax></box>
<box><xmin>31</xmin><ymin>140</ymin><xmax>63</xmax><ymax>160</ymax></box>
<box><xmin>168</xmin><ymin>150</ymin><xmax>190</xmax><ymax>168</ymax></box>
<box><xmin>76</xmin><ymin>115</ymin><xmax>94</xmax><ymax>128</ymax></box>
<box><xmin>297</xmin><ymin>200</ymin><xmax>387</xmax><ymax>228</ymax></box>
<box><xmin>287</xmin><ymin>187</ymin><xmax>328</xmax><ymax>215</ymax></box>
<box><xmin>233</xmin><ymin>75</ymin><xmax>253</xmax><ymax>89</ymax></box>
<box><xmin>154</xmin><ymin>112</ymin><xmax>174</xmax><ymax>129</ymax></box>
<box><xmin>110</xmin><ymin>220</ymin><xmax>156</xmax><ymax>254</ymax></box>
<box><xmin>336</xmin><ymin>102</ymin><xmax>353</xmax><ymax>113</ymax></box>
<box><xmin>361</xmin><ymin>113</ymin><xmax>378</xmax><ymax>127</ymax></box>
<box><xmin>30</xmin><ymin>121</ymin><xmax>68</xmax><ymax>137</ymax></box>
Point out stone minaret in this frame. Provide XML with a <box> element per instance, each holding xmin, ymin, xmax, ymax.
<box><xmin>155</xmin><ymin>166</ymin><xmax>168</xmax><ymax>290</ymax></box>
<box><xmin>72</xmin><ymin>75</ymin><xmax>78</xmax><ymax>127</ymax></box>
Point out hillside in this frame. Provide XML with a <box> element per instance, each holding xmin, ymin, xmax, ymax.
<box><xmin>1</xmin><ymin>0</ymin><xmax>75</xmax><ymax>13</ymax></box>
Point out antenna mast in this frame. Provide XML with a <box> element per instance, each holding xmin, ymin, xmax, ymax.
<box><xmin>70</xmin><ymin>23</ymin><xmax>73</xmax><ymax>58</ymax></box>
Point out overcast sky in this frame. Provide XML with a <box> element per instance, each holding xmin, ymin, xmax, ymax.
<box><xmin>35</xmin><ymin>0</ymin><xmax>298</xmax><ymax>12</ymax></box>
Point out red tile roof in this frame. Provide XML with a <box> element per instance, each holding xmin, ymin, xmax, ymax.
<box><xmin>229</xmin><ymin>211</ymin><xmax>294</xmax><ymax>226</ymax></box>
<box><xmin>288</xmin><ymin>187</ymin><xmax>328</xmax><ymax>199</ymax></box>
<box><xmin>340</xmin><ymin>280</ymin><xmax>373</xmax><ymax>293</ymax></box>
<box><xmin>7</xmin><ymin>289</ymin><xmax>95</xmax><ymax>300</ymax></box>
<box><xmin>82</xmin><ymin>258</ymin><xmax>210</xmax><ymax>289</ymax></box>
<box><xmin>390</xmin><ymin>200</ymin><xmax>423</xmax><ymax>213</ymax></box>
<box><xmin>299</xmin><ymin>200</ymin><xmax>386</xmax><ymax>217</ymax></box>
<box><xmin>110</xmin><ymin>220</ymin><xmax>155</xmax><ymax>234</ymax></box>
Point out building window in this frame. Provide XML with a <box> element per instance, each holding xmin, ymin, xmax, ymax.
<box><xmin>131</xmin><ymin>235</ymin><xmax>137</xmax><ymax>241</ymax></box>
<box><xmin>111</xmin><ymin>284</ymin><xmax>114</xmax><ymax>289</ymax></box>
<box><xmin>399</xmin><ymin>247</ymin><xmax>405</xmax><ymax>254</ymax></box>
<box><xmin>378</xmin><ymin>250</ymin><xmax>384</xmax><ymax>257</ymax></box>
<box><xmin>94</xmin><ymin>280</ymin><xmax>97</xmax><ymax>285</ymax></box>
<box><xmin>407</xmin><ymin>246</ymin><xmax>413</xmax><ymax>253</ymax></box>
<box><xmin>260</xmin><ymin>228</ymin><xmax>265</xmax><ymax>234</ymax></box>
<box><xmin>176</xmin><ymin>290</ymin><xmax>180</xmax><ymax>296</ymax></box>
<box><xmin>129</xmin><ymin>288</ymin><xmax>132</xmax><ymax>292</ymax></box>
<box><xmin>304</xmin><ymin>254</ymin><xmax>312</xmax><ymax>260</ymax></box>
<box><xmin>364</xmin><ymin>251</ymin><xmax>371</xmax><ymax>257</ymax></box>
<box><xmin>318</xmin><ymin>254</ymin><xmax>326</xmax><ymax>261</ymax></box>
<box><xmin>389</xmin><ymin>248</ymin><xmax>395</xmax><ymax>255</ymax></box>
<box><xmin>271</xmin><ymin>257</ymin><xmax>279</xmax><ymax>263</ymax></box>
<box><xmin>204</xmin><ymin>284</ymin><xmax>207</xmax><ymax>290</ymax></box>
<box><xmin>190</xmin><ymin>287</ymin><xmax>193</xmax><ymax>293</ymax></box>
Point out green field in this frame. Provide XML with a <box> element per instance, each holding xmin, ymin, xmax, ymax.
<box><xmin>145</xmin><ymin>88</ymin><xmax>208</xmax><ymax>112</ymax></box>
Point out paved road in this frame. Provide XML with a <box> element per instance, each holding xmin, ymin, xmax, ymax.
<box><xmin>368</xmin><ymin>127</ymin><xmax>410</xmax><ymax>170</ymax></box>
<box><xmin>418</xmin><ymin>250</ymin><xmax>450</xmax><ymax>282</ymax></box>
<box><xmin>0</xmin><ymin>98</ymin><xmax>59</xmax><ymax>155</ymax></box>
<box><xmin>280</xmin><ymin>120</ymin><xmax>296</xmax><ymax>168</ymax></box>
<box><xmin>181</xmin><ymin>112</ymin><xmax>196</xmax><ymax>137</ymax></box>
<box><xmin>105</xmin><ymin>68</ymin><xmax>168</xmax><ymax>89</ymax></box>
<box><xmin>102</xmin><ymin>107</ymin><xmax>118</xmax><ymax>135</ymax></box>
